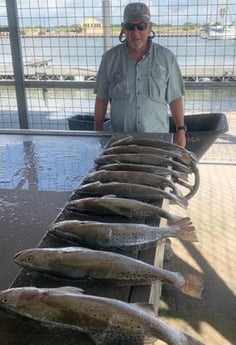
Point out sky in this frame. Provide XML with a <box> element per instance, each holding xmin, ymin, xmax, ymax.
<box><xmin>0</xmin><ymin>0</ymin><xmax>236</xmax><ymax>27</ymax></box>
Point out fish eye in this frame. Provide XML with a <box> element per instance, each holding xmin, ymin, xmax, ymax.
<box><xmin>26</xmin><ymin>256</ymin><xmax>32</xmax><ymax>261</ymax></box>
<box><xmin>1</xmin><ymin>297</ymin><xmax>8</xmax><ymax>304</ymax></box>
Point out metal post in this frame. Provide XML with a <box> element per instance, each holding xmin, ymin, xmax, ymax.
<box><xmin>5</xmin><ymin>0</ymin><xmax>29</xmax><ymax>129</ymax></box>
<box><xmin>102</xmin><ymin>0</ymin><xmax>112</xmax><ymax>52</ymax></box>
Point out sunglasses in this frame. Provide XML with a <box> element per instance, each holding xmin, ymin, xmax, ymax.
<box><xmin>123</xmin><ymin>22</ymin><xmax>148</xmax><ymax>31</ymax></box>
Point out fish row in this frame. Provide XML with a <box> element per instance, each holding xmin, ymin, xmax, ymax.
<box><xmin>100</xmin><ymin>135</ymin><xmax>200</xmax><ymax>200</ymax></box>
<box><xmin>0</xmin><ymin>135</ymin><xmax>204</xmax><ymax>345</ymax></box>
<box><xmin>66</xmin><ymin>136</ymin><xmax>200</xmax><ymax>226</ymax></box>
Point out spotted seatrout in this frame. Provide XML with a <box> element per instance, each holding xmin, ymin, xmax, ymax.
<box><xmin>75</xmin><ymin>181</ymin><xmax>188</xmax><ymax>208</ymax></box>
<box><xmin>103</xmin><ymin>144</ymin><xmax>192</xmax><ymax>165</ymax></box>
<box><xmin>95</xmin><ymin>154</ymin><xmax>192</xmax><ymax>174</ymax></box>
<box><xmin>14</xmin><ymin>247</ymin><xmax>203</xmax><ymax>298</ymax></box>
<box><xmin>48</xmin><ymin>220</ymin><xmax>198</xmax><ymax>248</ymax></box>
<box><xmin>0</xmin><ymin>286</ymin><xmax>204</xmax><ymax>345</ymax></box>
<box><xmin>109</xmin><ymin>135</ymin><xmax>197</xmax><ymax>163</ymax></box>
<box><xmin>67</xmin><ymin>196</ymin><xmax>193</xmax><ymax>226</ymax></box>
<box><xmin>82</xmin><ymin>169</ymin><xmax>181</xmax><ymax>196</ymax></box>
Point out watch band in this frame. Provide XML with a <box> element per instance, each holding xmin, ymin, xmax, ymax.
<box><xmin>176</xmin><ymin>125</ymin><xmax>187</xmax><ymax>132</ymax></box>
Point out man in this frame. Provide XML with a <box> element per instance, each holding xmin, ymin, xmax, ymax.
<box><xmin>94</xmin><ymin>2</ymin><xmax>186</xmax><ymax>147</ymax></box>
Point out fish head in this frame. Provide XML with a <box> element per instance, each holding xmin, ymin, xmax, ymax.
<box><xmin>0</xmin><ymin>286</ymin><xmax>84</xmax><ymax>321</ymax></box>
<box><xmin>13</xmin><ymin>248</ymin><xmax>59</xmax><ymax>271</ymax></box>
<box><xmin>49</xmin><ymin>220</ymin><xmax>79</xmax><ymax>234</ymax></box>
<box><xmin>0</xmin><ymin>287</ymin><xmax>40</xmax><ymax>314</ymax></box>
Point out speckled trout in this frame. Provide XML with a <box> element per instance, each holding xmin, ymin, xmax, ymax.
<box><xmin>97</xmin><ymin>162</ymin><xmax>189</xmax><ymax>180</ymax></box>
<box><xmin>48</xmin><ymin>220</ymin><xmax>198</xmax><ymax>249</ymax></box>
<box><xmin>82</xmin><ymin>169</ymin><xmax>181</xmax><ymax>196</ymax></box>
<box><xmin>0</xmin><ymin>286</ymin><xmax>204</xmax><ymax>345</ymax></box>
<box><xmin>103</xmin><ymin>144</ymin><xmax>192</xmax><ymax>165</ymax></box>
<box><xmin>95</xmin><ymin>154</ymin><xmax>192</xmax><ymax>173</ymax></box>
<box><xmin>94</xmin><ymin>164</ymin><xmax>199</xmax><ymax>200</ymax></box>
<box><xmin>75</xmin><ymin>181</ymin><xmax>188</xmax><ymax>208</ymax></box>
<box><xmin>67</xmin><ymin>196</ymin><xmax>192</xmax><ymax>226</ymax></box>
<box><xmin>110</xmin><ymin>135</ymin><xmax>197</xmax><ymax>163</ymax></box>
<box><xmin>14</xmin><ymin>247</ymin><xmax>203</xmax><ymax>298</ymax></box>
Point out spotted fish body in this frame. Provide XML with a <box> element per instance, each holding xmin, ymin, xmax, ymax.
<box><xmin>75</xmin><ymin>181</ymin><xmax>188</xmax><ymax>208</ymax></box>
<box><xmin>82</xmin><ymin>169</ymin><xmax>181</xmax><ymax>196</ymax></box>
<box><xmin>102</xmin><ymin>144</ymin><xmax>192</xmax><ymax>165</ymax></box>
<box><xmin>14</xmin><ymin>247</ymin><xmax>203</xmax><ymax>298</ymax></box>
<box><xmin>97</xmin><ymin>163</ymin><xmax>188</xmax><ymax>180</ymax></box>
<box><xmin>67</xmin><ymin>196</ymin><xmax>191</xmax><ymax>226</ymax></box>
<box><xmin>95</xmin><ymin>154</ymin><xmax>192</xmax><ymax>174</ymax></box>
<box><xmin>0</xmin><ymin>287</ymin><xmax>204</xmax><ymax>345</ymax></box>
<box><xmin>48</xmin><ymin>220</ymin><xmax>198</xmax><ymax>249</ymax></box>
<box><xmin>109</xmin><ymin>135</ymin><xmax>197</xmax><ymax>163</ymax></box>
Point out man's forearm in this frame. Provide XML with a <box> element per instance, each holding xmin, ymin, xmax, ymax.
<box><xmin>169</xmin><ymin>96</ymin><xmax>185</xmax><ymax>127</ymax></box>
<box><xmin>94</xmin><ymin>97</ymin><xmax>108</xmax><ymax>131</ymax></box>
<box><xmin>169</xmin><ymin>96</ymin><xmax>186</xmax><ymax>148</ymax></box>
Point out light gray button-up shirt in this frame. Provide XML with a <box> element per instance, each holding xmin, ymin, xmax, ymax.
<box><xmin>94</xmin><ymin>41</ymin><xmax>184</xmax><ymax>133</ymax></box>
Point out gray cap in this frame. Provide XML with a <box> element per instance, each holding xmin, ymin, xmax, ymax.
<box><xmin>123</xmin><ymin>2</ymin><xmax>151</xmax><ymax>24</ymax></box>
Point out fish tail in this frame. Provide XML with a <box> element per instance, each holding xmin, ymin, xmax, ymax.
<box><xmin>176</xmin><ymin>226</ymin><xmax>199</xmax><ymax>242</ymax></box>
<box><xmin>167</xmin><ymin>214</ymin><xmax>192</xmax><ymax>226</ymax></box>
<box><xmin>178</xmin><ymin>273</ymin><xmax>204</xmax><ymax>299</ymax></box>
<box><xmin>178</xmin><ymin>195</ymin><xmax>188</xmax><ymax>209</ymax></box>
<box><xmin>181</xmin><ymin>152</ymin><xmax>192</xmax><ymax>165</ymax></box>
<box><xmin>183</xmin><ymin>333</ymin><xmax>205</xmax><ymax>345</ymax></box>
<box><xmin>171</xmin><ymin>195</ymin><xmax>188</xmax><ymax>209</ymax></box>
<box><xmin>173</xmin><ymin>218</ymin><xmax>198</xmax><ymax>242</ymax></box>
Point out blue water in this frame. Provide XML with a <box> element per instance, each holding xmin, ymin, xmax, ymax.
<box><xmin>0</xmin><ymin>35</ymin><xmax>236</xmax><ymax>128</ymax></box>
<box><xmin>1</xmin><ymin>36</ymin><xmax>236</xmax><ymax>69</ymax></box>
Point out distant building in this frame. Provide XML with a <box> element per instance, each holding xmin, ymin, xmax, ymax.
<box><xmin>81</xmin><ymin>17</ymin><xmax>103</xmax><ymax>36</ymax></box>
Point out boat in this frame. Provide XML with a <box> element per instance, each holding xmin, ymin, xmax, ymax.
<box><xmin>199</xmin><ymin>1</ymin><xmax>236</xmax><ymax>40</ymax></box>
<box><xmin>199</xmin><ymin>23</ymin><xmax>236</xmax><ymax>40</ymax></box>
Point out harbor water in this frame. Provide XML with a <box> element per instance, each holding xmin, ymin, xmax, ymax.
<box><xmin>0</xmin><ymin>36</ymin><xmax>236</xmax><ymax>129</ymax></box>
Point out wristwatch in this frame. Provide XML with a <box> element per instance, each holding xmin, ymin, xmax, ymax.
<box><xmin>176</xmin><ymin>125</ymin><xmax>187</xmax><ymax>132</ymax></box>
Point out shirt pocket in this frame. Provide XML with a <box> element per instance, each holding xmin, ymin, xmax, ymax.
<box><xmin>148</xmin><ymin>69</ymin><xmax>167</xmax><ymax>103</ymax></box>
<box><xmin>109</xmin><ymin>73</ymin><xmax>129</xmax><ymax>100</ymax></box>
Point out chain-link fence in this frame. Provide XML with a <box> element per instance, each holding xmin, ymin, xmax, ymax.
<box><xmin>0</xmin><ymin>0</ymin><xmax>236</xmax><ymax>130</ymax></box>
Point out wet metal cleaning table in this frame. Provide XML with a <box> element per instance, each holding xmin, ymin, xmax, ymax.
<box><xmin>0</xmin><ymin>130</ymin><xmax>169</xmax><ymax>345</ymax></box>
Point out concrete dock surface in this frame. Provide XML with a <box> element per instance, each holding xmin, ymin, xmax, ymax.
<box><xmin>158</xmin><ymin>113</ymin><xmax>236</xmax><ymax>345</ymax></box>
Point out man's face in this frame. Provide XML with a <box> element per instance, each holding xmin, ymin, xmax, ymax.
<box><xmin>123</xmin><ymin>21</ymin><xmax>152</xmax><ymax>50</ymax></box>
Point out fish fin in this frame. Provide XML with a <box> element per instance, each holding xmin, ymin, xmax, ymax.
<box><xmin>90</xmin><ymin>332</ymin><xmax>106</xmax><ymax>345</ymax></box>
<box><xmin>169</xmin><ymin>196</ymin><xmax>188</xmax><ymax>209</ymax></box>
<box><xmin>172</xmin><ymin>217</ymin><xmax>195</xmax><ymax>230</ymax></box>
<box><xmin>176</xmin><ymin>226</ymin><xmax>199</xmax><ymax>242</ymax></box>
<box><xmin>143</xmin><ymin>336</ymin><xmax>161</xmax><ymax>345</ymax></box>
<box><xmin>132</xmin><ymin>302</ymin><xmax>156</xmax><ymax>316</ymax></box>
<box><xmin>118</xmin><ymin>246</ymin><xmax>140</xmax><ymax>256</ymax></box>
<box><xmin>176</xmin><ymin>172</ymin><xmax>189</xmax><ymax>181</ymax></box>
<box><xmin>178</xmin><ymin>273</ymin><xmax>204</xmax><ymax>299</ymax></box>
<box><xmin>173</xmin><ymin>219</ymin><xmax>198</xmax><ymax>242</ymax></box>
<box><xmin>178</xmin><ymin>196</ymin><xmax>188</xmax><ymax>209</ymax></box>
<box><xmin>54</xmin><ymin>286</ymin><xmax>84</xmax><ymax>295</ymax></box>
<box><xmin>101</xmin><ymin>194</ymin><xmax>117</xmax><ymax>198</ymax></box>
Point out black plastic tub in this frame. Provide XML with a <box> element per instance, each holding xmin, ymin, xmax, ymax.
<box><xmin>169</xmin><ymin>113</ymin><xmax>228</xmax><ymax>160</ymax></box>
<box><xmin>68</xmin><ymin>114</ymin><xmax>110</xmax><ymax>131</ymax></box>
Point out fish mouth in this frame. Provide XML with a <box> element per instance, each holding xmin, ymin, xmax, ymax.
<box><xmin>13</xmin><ymin>250</ymin><xmax>28</xmax><ymax>263</ymax></box>
<box><xmin>13</xmin><ymin>250</ymin><xmax>24</xmax><ymax>260</ymax></box>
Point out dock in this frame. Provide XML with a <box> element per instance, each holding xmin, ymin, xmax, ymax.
<box><xmin>0</xmin><ymin>64</ymin><xmax>236</xmax><ymax>83</ymax></box>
